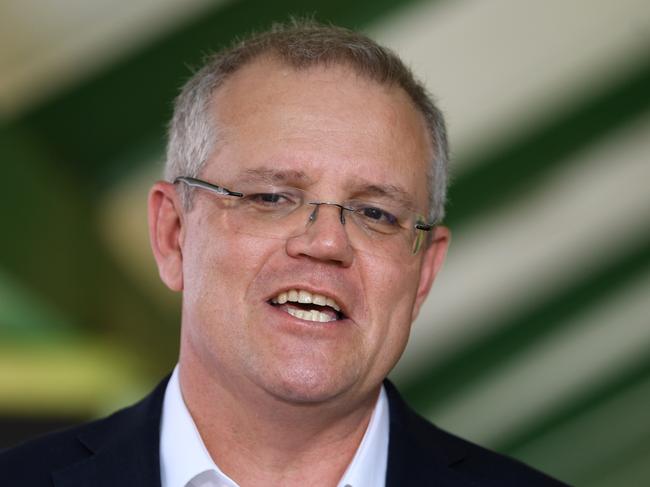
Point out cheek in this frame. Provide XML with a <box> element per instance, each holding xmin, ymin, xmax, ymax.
<box><xmin>180</xmin><ymin>222</ymin><xmax>280</xmax><ymax>361</ymax></box>
<box><xmin>362</xmin><ymin>255</ymin><xmax>420</xmax><ymax>345</ymax></box>
<box><xmin>184</xmin><ymin>229</ymin><xmax>270</xmax><ymax>311</ymax></box>
<box><xmin>184</xmin><ymin>214</ymin><xmax>287</xmax><ymax>331</ymax></box>
<box><xmin>184</xmin><ymin>207</ymin><xmax>269</xmax><ymax>283</ymax></box>
<box><xmin>350</xmin><ymin>254</ymin><xmax>420</xmax><ymax>384</ymax></box>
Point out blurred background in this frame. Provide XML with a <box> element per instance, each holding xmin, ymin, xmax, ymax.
<box><xmin>1</xmin><ymin>0</ymin><xmax>649</xmax><ymax>484</ymax></box>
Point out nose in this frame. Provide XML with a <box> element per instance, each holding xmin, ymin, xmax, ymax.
<box><xmin>285</xmin><ymin>203</ymin><xmax>354</xmax><ymax>267</ymax></box>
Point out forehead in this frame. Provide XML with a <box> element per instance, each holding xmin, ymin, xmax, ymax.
<box><xmin>206</xmin><ymin>57</ymin><xmax>432</xmax><ymax>208</ymax></box>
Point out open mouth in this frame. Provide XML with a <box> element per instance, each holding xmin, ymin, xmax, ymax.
<box><xmin>269</xmin><ymin>289</ymin><xmax>345</xmax><ymax>323</ymax></box>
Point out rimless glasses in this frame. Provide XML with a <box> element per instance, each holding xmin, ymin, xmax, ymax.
<box><xmin>174</xmin><ymin>176</ymin><xmax>436</xmax><ymax>256</ymax></box>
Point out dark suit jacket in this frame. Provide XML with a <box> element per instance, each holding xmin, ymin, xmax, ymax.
<box><xmin>0</xmin><ymin>377</ymin><xmax>568</xmax><ymax>486</ymax></box>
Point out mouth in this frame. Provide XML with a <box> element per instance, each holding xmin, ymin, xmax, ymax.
<box><xmin>269</xmin><ymin>289</ymin><xmax>346</xmax><ymax>323</ymax></box>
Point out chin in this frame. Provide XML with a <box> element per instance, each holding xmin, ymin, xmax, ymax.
<box><xmin>264</xmin><ymin>366</ymin><xmax>358</xmax><ymax>405</ymax></box>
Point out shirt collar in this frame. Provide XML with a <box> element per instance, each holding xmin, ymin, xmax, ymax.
<box><xmin>160</xmin><ymin>366</ymin><xmax>237</xmax><ymax>487</ymax></box>
<box><xmin>337</xmin><ymin>385</ymin><xmax>389</xmax><ymax>487</ymax></box>
<box><xmin>159</xmin><ymin>365</ymin><xmax>388</xmax><ymax>487</ymax></box>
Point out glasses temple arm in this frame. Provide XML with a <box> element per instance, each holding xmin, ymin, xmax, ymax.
<box><xmin>174</xmin><ymin>177</ymin><xmax>244</xmax><ymax>198</ymax></box>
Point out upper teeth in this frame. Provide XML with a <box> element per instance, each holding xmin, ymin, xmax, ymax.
<box><xmin>271</xmin><ymin>289</ymin><xmax>341</xmax><ymax>311</ymax></box>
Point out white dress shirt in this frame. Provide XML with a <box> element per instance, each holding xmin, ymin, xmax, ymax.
<box><xmin>160</xmin><ymin>366</ymin><xmax>389</xmax><ymax>487</ymax></box>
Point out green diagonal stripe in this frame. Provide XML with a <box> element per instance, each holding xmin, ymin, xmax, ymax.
<box><xmin>505</xmin><ymin>356</ymin><xmax>650</xmax><ymax>486</ymax></box>
<box><xmin>503</xmin><ymin>354</ymin><xmax>650</xmax><ymax>454</ymax></box>
<box><xmin>398</xmin><ymin>232</ymin><xmax>650</xmax><ymax>412</ymax></box>
<box><xmin>5</xmin><ymin>0</ymin><xmax>430</xmax><ymax>189</ymax></box>
<box><xmin>446</xmin><ymin>59</ymin><xmax>650</xmax><ymax>228</ymax></box>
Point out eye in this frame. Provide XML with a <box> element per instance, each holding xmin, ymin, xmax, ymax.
<box><xmin>245</xmin><ymin>190</ymin><xmax>302</xmax><ymax>212</ymax></box>
<box><xmin>357</xmin><ymin>205</ymin><xmax>399</xmax><ymax>226</ymax></box>
<box><xmin>256</xmin><ymin>193</ymin><xmax>283</xmax><ymax>204</ymax></box>
<box><xmin>249</xmin><ymin>192</ymin><xmax>288</xmax><ymax>204</ymax></box>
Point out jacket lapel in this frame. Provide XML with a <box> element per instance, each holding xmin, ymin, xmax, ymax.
<box><xmin>50</xmin><ymin>376</ymin><xmax>475</xmax><ymax>486</ymax></box>
<box><xmin>384</xmin><ymin>380</ymin><xmax>477</xmax><ymax>486</ymax></box>
<box><xmin>52</xmin><ymin>377</ymin><xmax>169</xmax><ymax>487</ymax></box>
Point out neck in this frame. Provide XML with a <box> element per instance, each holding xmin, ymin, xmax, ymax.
<box><xmin>178</xmin><ymin>355</ymin><xmax>380</xmax><ymax>487</ymax></box>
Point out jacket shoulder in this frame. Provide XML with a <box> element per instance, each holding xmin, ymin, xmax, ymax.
<box><xmin>0</xmin><ymin>376</ymin><xmax>168</xmax><ymax>486</ymax></box>
<box><xmin>427</xmin><ymin>421</ymin><xmax>567</xmax><ymax>486</ymax></box>
<box><xmin>384</xmin><ymin>381</ymin><xmax>569</xmax><ymax>486</ymax></box>
<box><xmin>0</xmin><ymin>420</ymin><xmax>96</xmax><ymax>485</ymax></box>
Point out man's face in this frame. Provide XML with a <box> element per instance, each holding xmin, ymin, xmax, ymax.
<box><xmin>172</xmin><ymin>58</ymin><xmax>448</xmax><ymax>405</ymax></box>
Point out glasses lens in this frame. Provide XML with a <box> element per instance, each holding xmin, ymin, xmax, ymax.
<box><xmin>197</xmin><ymin>182</ymin><xmax>426</xmax><ymax>256</ymax></box>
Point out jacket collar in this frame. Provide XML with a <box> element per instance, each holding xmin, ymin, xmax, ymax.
<box><xmin>51</xmin><ymin>376</ymin><xmax>476</xmax><ymax>487</ymax></box>
<box><xmin>51</xmin><ymin>376</ymin><xmax>169</xmax><ymax>487</ymax></box>
<box><xmin>384</xmin><ymin>380</ymin><xmax>477</xmax><ymax>486</ymax></box>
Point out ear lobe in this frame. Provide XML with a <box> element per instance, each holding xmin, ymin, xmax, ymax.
<box><xmin>148</xmin><ymin>181</ymin><xmax>184</xmax><ymax>291</ymax></box>
<box><xmin>411</xmin><ymin>226</ymin><xmax>450</xmax><ymax>322</ymax></box>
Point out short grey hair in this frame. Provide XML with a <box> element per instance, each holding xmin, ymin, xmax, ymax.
<box><xmin>165</xmin><ymin>20</ymin><xmax>449</xmax><ymax>222</ymax></box>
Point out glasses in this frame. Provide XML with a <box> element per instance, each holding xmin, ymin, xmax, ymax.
<box><xmin>174</xmin><ymin>176</ymin><xmax>435</xmax><ymax>256</ymax></box>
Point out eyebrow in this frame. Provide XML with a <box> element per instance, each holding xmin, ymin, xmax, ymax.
<box><xmin>350</xmin><ymin>181</ymin><xmax>415</xmax><ymax>208</ymax></box>
<box><xmin>239</xmin><ymin>167</ymin><xmax>313</xmax><ymax>185</ymax></box>
<box><xmin>237</xmin><ymin>168</ymin><xmax>416</xmax><ymax>207</ymax></box>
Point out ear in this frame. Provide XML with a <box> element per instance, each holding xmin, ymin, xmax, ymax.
<box><xmin>148</xmin><ymin>181</ymin><xmax>185</xmax><ymax>292</ymax></box>
<box><xmin>411</xmin><ymin>226</ymin><xmax>450</xmax><ymax>321</ymax></box>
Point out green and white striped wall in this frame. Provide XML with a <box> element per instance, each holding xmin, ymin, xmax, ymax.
<box><xmin>1</xmin><ymin>1</ymin><xmax>648</xmax><ymax>484</ymax></box>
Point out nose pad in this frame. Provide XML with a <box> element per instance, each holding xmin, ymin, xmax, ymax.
<box><xmin>287</xmin><ymin>202</ymin><xmax>354</xmax><ymax>266</ymax></box>
<box><xmin>308</xmin><ymin>203</ymin><xmax>347</xmax><ymax>225</ymax></box>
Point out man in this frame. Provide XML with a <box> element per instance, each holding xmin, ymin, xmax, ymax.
<box><xmin>1</xmin><ymin>21</ymin><xmax>567</xmax><ymax>486</ymax></box>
